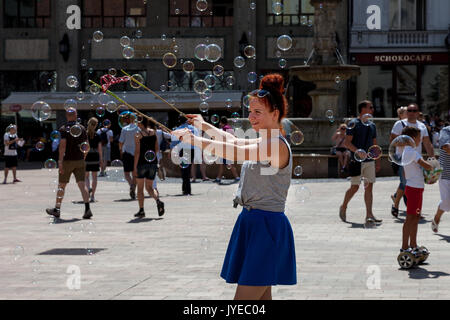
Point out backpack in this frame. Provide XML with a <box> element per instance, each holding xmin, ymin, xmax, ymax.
<box><xmin>100</xmin><ymin>129</ymin><xmax>109</xmax><ymax>146</ymax></box>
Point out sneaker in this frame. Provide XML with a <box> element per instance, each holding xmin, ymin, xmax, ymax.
<box><xmin>391</xmin><ymin>206</ymin><xmax>399</xmax><ymax>218</ymax></box>
<box><xmin>214</xmin><ymin>178</ymin><xmax>221</xmax><ymax>183</ymax></box>
<box><xmin>46</xmin><ymin>208</ymin><xmax>60</xmax><ymax>218</ymax></box>
<box><xmin>90</xmin><ymin>196</ymin><xmax>96</xmax><ymax>203</ymax></box>
<box><xmin>431</xmin><ymin>218</ymin><xmax>439</xmax><ymax>233</ymax></box>
<box><xmin>339</xmin><ymin>206</ymin><xmax>346</xmax><ymax>222</ymax></box>
<box><xmin>83</xmin><ymin>209</ymin><xmax>93</xmax><ymax>219</ymax></box>
<box><xmin>130</xmin><ymin>188</ymin><xmax>136</xmax><ymax>200</ymax></box>
<box><xmin>157</xmin><ymin>200</ymin><xmax>165</xmax><ymax>217</ymax></box>
<box><xmin>134</xmin><ymin>211</ymin><xmax>145</xmax><ymax>218</ymax></box>
<box><xmin>13</xmin><ymin>179</ymin><xmax>21</xmax><ymax>183</ymax></box>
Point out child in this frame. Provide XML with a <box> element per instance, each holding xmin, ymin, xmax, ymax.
<box><xmin>400</xmin><ymin>126</ymin><xmax>433</xmax><ymax>254</ymax></box>
<box><xmin>431</xmin><ymin>126</ymin><xmax>450</xmax><ymax>232</ymax></box>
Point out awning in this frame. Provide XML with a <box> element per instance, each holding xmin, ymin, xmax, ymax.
<box><xmin>1</xmin><ymin>91</ymin><xmax>245</xmax><ymax>113</ymax></box>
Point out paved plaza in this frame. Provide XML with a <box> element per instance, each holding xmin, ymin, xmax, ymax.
<box><xmin>1</xmin><ymin>168</ymin><xmax>450</xmax><ymax>300</ymax></box>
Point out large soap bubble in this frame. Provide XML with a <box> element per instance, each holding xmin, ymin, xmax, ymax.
<box><xmin>388</xmin><ymin>135</ymin><xmax>417</xmax><ymax>166</ymax></box>
<box><xmin>31</xmin><ymin>101</ymin><xmax>51</xmax><ymax>122</ymax></box>
<box><xmin>277</xmin><ymin>35</ymin><xmax>293</xmax><ymax>51</ymax></box>
<box><xmin>205</xmin><ymin>44</ymin><xmax>222</xmax><ymax>63</ymax></box>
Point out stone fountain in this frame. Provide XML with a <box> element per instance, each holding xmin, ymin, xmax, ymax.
<box><xmin>290</xmin><ymin>0</ymin><xmax>360</xmax><ymax>118</ymax></box>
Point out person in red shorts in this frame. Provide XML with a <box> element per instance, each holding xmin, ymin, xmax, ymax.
<box><xmin>400</xmin><ymin>126</ymin><xmax>433</xmax><ymax>254</ymax></box>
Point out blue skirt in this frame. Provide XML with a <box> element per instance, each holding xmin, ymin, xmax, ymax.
<box><xmin>220</xmin><ymin>208</ymin><xmax>297</xmax><ymax>286</ymax></box>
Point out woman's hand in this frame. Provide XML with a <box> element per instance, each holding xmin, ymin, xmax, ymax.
<box><xmin>133</xmin><ymin>167</ymin><xmax>138</xmax><ymax>178</ymax></box>
<box><xmin>186</xmin><ymin>114</ymin><xmax>205</xmax><ymax>129</ymax></box>
<box><xmin>172</xmin><ymin>128</ymin><xmax>195</xmax><ymax>145</ymax></box>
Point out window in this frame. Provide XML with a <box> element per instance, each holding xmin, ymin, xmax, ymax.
<box><xmin>266</xmin><ymin>0</ymin><xmax>314</xmax><ymax>26</ymax></box>
<box><xmin>169</xmin><ymin>0</ymin><xmax>233</xmax><ymax>28</ymax></box>
<box><xmin>0</xmin><ymin>71</ymin><xmax>56</xmax><ymax>102</ymax></box>
<box><xmin>389</xmin><ymin>0</ymin><xmax>425</xmax><ymax>30</ymax></box>
<box><xmin>4</xmin><ymin>0</ymin><xmax>51</xmax><ymax>28</ymax></box>
<box><xmin>83</xmin><ymin>0</ymin><xmax>147</xmax><ymax>28</ymax></box>
<box><xmin>168</xmin><ymin>71</ymin><xmax>235</xmax><ymax>91</ymax></box>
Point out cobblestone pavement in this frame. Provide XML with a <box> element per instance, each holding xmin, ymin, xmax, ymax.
<box><xmin>1</xmin><ymin>169</ymin><xmax>449</xmax><ymax>300</ymax></box>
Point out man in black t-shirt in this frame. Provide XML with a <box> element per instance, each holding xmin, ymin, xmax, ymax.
<box><xmin>46</xmin><ymin>108</ymin><xmax>93</xmax><ymax>219</ymax></box>
<box><xmin>339</xmin><ymin>100</ymin><xmax>382</xmax><ymax>224</ymax></box>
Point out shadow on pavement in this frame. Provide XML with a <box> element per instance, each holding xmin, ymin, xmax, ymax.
<box><xmin>38</xmin><ymin>248</ymin><xmax>106</xmax><ymax>255</ymax></box>
<box><xmin>403</xmin><ymin>266</ymin><xmax>450</xmax><ymax>279</ymax></box>
<box><xmin>435</xmin><ymin>234</ymin><xmax>450</xmax><ymax>243</ymax></box>
<box><xmin>127</xmin><ymin>218</ymin><xmax>164</xmax><ymax>224</ymax></box>
<box><xmin>394</xmin><ymin>217</ymin><xmax>429</xmax><ymax>225</ymax></box>
<box><xmin>51</xmin><ymin>218</ymin><xmax>81</xmax><ymax>224</ymax></box>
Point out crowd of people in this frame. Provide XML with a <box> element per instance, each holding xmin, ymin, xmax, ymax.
<box><xmin>1</xmin><ymin>72</ymin><xmax>449</xmax><ymax>300</ymax></box>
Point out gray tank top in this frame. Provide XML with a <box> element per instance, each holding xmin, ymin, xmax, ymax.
<box><xmin>233</xmin><ymin>135</ymin><xmax>292</xmax><ymax>212</ymax></box>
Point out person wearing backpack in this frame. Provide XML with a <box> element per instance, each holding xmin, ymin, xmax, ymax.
<box><xmin>97</xmin><ymin>120</ymin><xmax>113</xmax><ymax>177</ymax></box>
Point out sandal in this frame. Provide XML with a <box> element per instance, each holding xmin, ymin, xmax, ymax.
<box><xmin>391</xmin><ymin>205</ymin><xmax>399</xmax><ymax>218</ymax></box>
<box><xmin>431</xmin><ymin>218</ymin><xmax>439</xmax><ymax>233</ymax></box>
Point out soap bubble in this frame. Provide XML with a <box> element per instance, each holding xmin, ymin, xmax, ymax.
<box><xmin>234</xmin><ymin>56</ymin><xmax>245</xmax><ymax>68</ymax></box>
<box><xmin>97</xmin><ymin>93</ymin><xmax>111</xmax><ymax>106</ymax></box>
<box><xmin>196</xmin><ymin>0</ymin><xmax>208</xmax><ymax>11</ymax></box>
<box><xmin>347</xmin><ymin>119</ymin><xmax>357</xmax><ymax>130</ymax></box>
<box><xmin>64</xmin><ymin>99</ymin><xmax>77</xmax><ymax>110</ymax></box>
<box><xmin>35</xmin><ymin>141</ymin><xmax>45</xmax><ymax>152</ymax></box>
<box><xmin>325</xmin><ymin>110</ymin><xmax>334</xmax><ymax>119</ymax></box>
<box><xmin>66</xmin><ymin>75</ymin><xmax>79</xmax><ymax>88</ymax></box>
<box><xmin>194</xmin><ymin>44</ymin><xmax>208</xmax><ymax>61</ymax></box>
<box><xmin>70</xmin><ymin>124</ymin><xmax>83</xmax><ymax>138</ymax></box>
<box><xmin>213</xmin><ymin>64</ymin><xmax>224</xmax><ymax>77</ymax></box>
<box><xmin>204</xmin><ymin>75</ymin><xmax>216</xmax><ymax>88</ymax></box>
<box><xmin>89</xmin><ymin>84</ymin><xmax>100</xmax><ymax>95</ymax></box>
<box><xmin>201</xmin><ymin>89</ymin><xmax>212</xmax><ymax>100</ymax></box>
<box><xmin>80</xmin><ymin>142</ymin><xmax>90</xmax><ymax>154</ymax></box>
<box><xmin>80</xmin><ymin>59</ymin><xmax>88</xmax><ymax>67</ymax></box>
<box><xmin>388</xmin><ymin>135</ymin><xmax>417</xmax><ymax>166</ymax></box>
<box><xmin>50</xmin><ymin>130</ymin><xmax>61</xmax><ymax>141</ymax></box>
<box><xmin>272</xmin><ymin>2</ymin><xmax>283</xmax><ymax>15</ymax></box>
<box><xmin>12</xmin><ymin>246</ymin><xmax>24</xmax><ymax>261</ymax></box>
<box><xmin>123</xmin><ymin>46</ymin><xmax>135</xmax><ymax>59</ymax></box>
<box><xmin>44</xmin><ymin>159</ymin><xmax>57</xmax><ymax>169</ymax></box>
<box><xmin>96</xmin><ymin>106</ymin><xmax>105</xmax><ymax>117</ymax></box>
<box><xmin>247</xmin><ymin>72</ymin><xmax>258</xmax><ymax>83</ymax></box>
<box><xmin>335</xmin><ymin>75</ymin><xmax>341</xmax><ymax>84</ymax></box>
<box><xmin>294</xmin><ymin>165</ymin><xmax>303</xmax><ymax>177</ymax></box>
<box><xmin>162</xmin><ymin>52</ymin><xmax>177</xmax><ymax>68</ymax></box>
<box><xmin>368</xmin><ymin>145</ymin><xmax>382</xmax><ymax>160</ymax></box>
<box><xmin>250</xmin><ymin>2</ymin><xmax>256</xmax><ymax>9</ymax></box>
<box><xmin>93</xmin><ymin>30</ymin><xmax>104</xmax><ymax>42</ymax></box>
<box><xmin>111</xmin><ymin>159</ymin><xmax>123</xmax><ymax>167</ymax></box>
<box><xmin>108</xmin><ymin>68</ymin><xmax>117</xmax><ymax>76</ymax></box>
<box><xmin>279</xmin><ymin>58</ymin><xmax>287</xmax><ymax>68</ymax></box>
<box><xmin>242</xmin><ymin>95</ymin><xmax>250</xmax><ymax>108</ymax></box>
<box><xmin>120</xmin><ymin>36</ymin><xmax>131</xmax><ymax>47</ymax></box>
<box><xmin>183</xmin><ymin>60</ymin><xmax>195</xmax><ymax>73</ymax></box>
<box><xmin>277</xmin><ymin>35</ymin><xmax>293</xmax><ymax>51</ymax></box>
<box><xmin>199</xmin><ymin>102</ymin><xmax>209</xmax><ymax>113</ymax></box>
<box><xmin>130</xmin><ymin>74</ymin><xmax>145</xmax><ymax>89</ymax></box>
<box><xmin>145</xmin><ymin>150</ymin><xmax>156</xmax><ymax>162</ymax></box>
<box><xmin>106</xmin><ymin>101</ymin><xmax>118</xmax><ymax>113</ymax></box>
<box><xmin>225</xmin><ymin>99</ymin><xmax>232</xmax><ymax>109</ymax></box>
<box><xmin>160</xmin><ymin>84</ymin><xmax>167</xmax><ymax>92</ymax></box>
<box><xmin>290</xmin><ymin>131</ymin><xmax>304</xmax><ymax>146</ymax></box>
<box><xmin>205</xmin><ymin>44</ymin><xmax>222</xmax><ymax>62</ymax></box>
<box><xmin>210</xmin><ymin>114</ymin><xmax>220</xmax><ymax>124</ymax></box>
<box><xmin>102</xmin><ymin>119</ymin><xmax>111</xmax><ymax>127</ymax></box>
<box><xmin>76</xmin><ymin>91</ymin><xmax>85</xmax><ymax>101</ymax></box>
<box><xmin>31</xmin><ymin>101</ymin><xmax>51</xmax><ymax>122</ymax></box>
<box><xmin>226</xmin><ymin>76</ymin><xmax>235</xmax><ymax>87</ymax></box>
<box><xmin>296</xmin><ymin>185</ymin><xmax>311</xmax><ymax>203</ymax></box>
<box><xmin>194</xmin><ymin>79</ymin><xmax>208</xmax><ymax>94</ymax></box>
<box><xmin>354</xmin><ymin>149</ymin><xmax>368</xmax><ymax>162</ymax></box>
<box><xmin>244</xmin><ymin>45</ymin><xmax>256</xmax><ymax>58</ymax></box>
<box><xmin>361</xmin><ymin>113</ymin><xmax>374</xmax><ymax>126</ymax></box>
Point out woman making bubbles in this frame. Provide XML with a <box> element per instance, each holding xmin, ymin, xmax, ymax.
<box><xmin>133</xmin><ymin>117</ymin><xmax>165</xmax><ymax>218</ymax></box>
<box><xmin>172</xmin><ymin>74</ymin><xmax>296</xmax><ymax>300</ymax></box>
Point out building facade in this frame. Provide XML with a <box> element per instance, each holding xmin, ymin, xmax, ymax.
<box><xmin>0</xmin><ymin>0</ymin><xmax>353</xmax><ymax>141</ymax></box>
<box><xmin>349</xmin><ymin>0</ymin><xmax>449</xmax><ymax>118</ymax></box>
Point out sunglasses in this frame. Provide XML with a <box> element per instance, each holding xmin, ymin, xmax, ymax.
<box><xmin>407</xmin><ymin>109</ymin><xmax>419</xmax><ymax>113</ymax></box>
<box><xmin>249</xmin><ymin>89</ymin><xmax>277</xmax><ymax>108</ymax></box>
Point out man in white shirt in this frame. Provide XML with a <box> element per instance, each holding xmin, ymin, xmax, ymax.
<box><xmin>119</xmin><ymin>115</ymin><xmax>140</xmax><ymax>199</ymax></box>
<box><xmin>390</xmin><ymin>103</ymin><xmax>435</xmax><ymax>216</ymax></box>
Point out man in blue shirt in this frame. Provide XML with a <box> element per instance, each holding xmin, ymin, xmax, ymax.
<box><xmin>119</xmin><ymin>112</ymin><xmax>140</xmax><ymax>199</ymax></box>
<box><xmin>339</xmin><ymin>100</ymin><xmax>382</xmax><ymax>224</ymax></box>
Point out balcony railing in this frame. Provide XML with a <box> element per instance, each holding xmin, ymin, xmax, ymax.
<box><xmin>387</xmin><ymin>31</ymin><xmax>429</xmax><ymax>45</ymax></box>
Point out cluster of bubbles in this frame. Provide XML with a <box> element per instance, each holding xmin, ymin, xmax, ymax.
<box><xmin>353</xmin><ymin>145</ymin><xmax>383</xmax><ymax>163</ymax></box>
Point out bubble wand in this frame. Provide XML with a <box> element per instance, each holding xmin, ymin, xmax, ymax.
<box><xmin>88</xmin><ymin>80</ymin><xmax>172</xmax><ymax>134</ymax></box>
<box><xmin>120</xmin><ymin>69</ymin><xmax>188</xmax><ymax>119</ymax></box>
